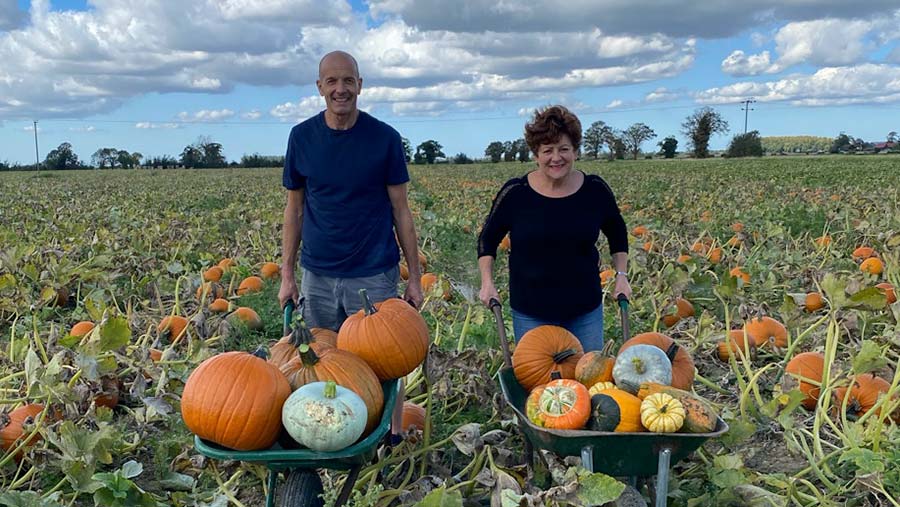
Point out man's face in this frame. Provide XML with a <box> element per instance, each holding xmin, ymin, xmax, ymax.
<box><xmin>317</xmin><ymin>55</ymin><xmax>362</xmax><ymax>117</ymax></box>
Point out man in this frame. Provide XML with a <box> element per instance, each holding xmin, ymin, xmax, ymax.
<box><xmin>278</xmin><ymin>50</ymin><xmax>424</xmax><ymax>330</ymax></box>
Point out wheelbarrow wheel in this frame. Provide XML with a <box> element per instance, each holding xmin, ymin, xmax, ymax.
<box><xmin>278</xmin><ymin>470</ymin><xmax>324</xmax><ymax>507</ymax></box>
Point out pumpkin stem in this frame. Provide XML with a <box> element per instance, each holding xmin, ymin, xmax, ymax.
<box><xmin>552</xmin><ymin>349</ymin><xmax>578</xmax><ymax>363</ymax></box>
<box><xmin>665</xmin><ymin>342</ymin><xmax>680</xmax><ymax>362</ymax></box>
<box><xmin>550</xmin><ymin>371</ymin><xmax>563</xmax><ymax>381</ymax></box>
<box><xmin>631</xmin><ymin>357</ymin><xmax>645</xmax><ymax>375</ymax></box>
<box><xmin>297</xmin><ymin>343</ymin><xmax>320</xmax><ymax>366</ymax></box>
<box><xmin>359</xmin><ymin>288</ymin><xmax>377</xmax><ymax>315</ymax></box>
<box><xmin>324</xmin><ymin>380</ymin><xmax>337</xmax><ymax>399</ymax></box>
<box><xmin>252</xmin><ymin>346</ymin><xmax>269</xmax><ymax>360</ymax></box>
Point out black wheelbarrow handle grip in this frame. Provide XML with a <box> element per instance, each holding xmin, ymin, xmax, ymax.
<box><xmin>616</xmin><ymin>293</ymin><xmax>629</xmax><ymax>310</ymax></box>
<box><xmin>489</xmin><ymin>297</ymin><xmax>502</xmax><ymax>310</ymax></box>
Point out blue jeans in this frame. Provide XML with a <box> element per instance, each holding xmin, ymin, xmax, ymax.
<box><xmin>511</xmin><ymin>303</ymin><xmax>604</xmax><ymax>352</ymax></box>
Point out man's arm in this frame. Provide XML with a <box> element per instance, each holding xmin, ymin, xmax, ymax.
<box><xmin>387</xmin><ymin>183</ymin><xmax>424</xmax><ymax>309</ymax></box>
<box><xmin>278</xmin><ymin>189</ymin><xmax>304</xmax><ymax>308</ymax></box>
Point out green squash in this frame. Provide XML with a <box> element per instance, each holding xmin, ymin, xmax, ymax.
<box><xmin>612</xmin><ymin>344</ymin><xmax>672</xmax><ymax>394</ymax></box>
<box><xmin>282</xmin><ymin>380</ymin><xmax>368</xmax><ymax>452</ymax></box>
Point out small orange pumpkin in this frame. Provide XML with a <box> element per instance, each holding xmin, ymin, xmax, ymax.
<box><xmin>260</xmin><ymin>262</ymin><xmax>280</xmax><ymax>279</ymax></box>
<box><xmin>237</xmin><ymin>276</ymin><xmax>264</xmax><ymax>296</ymax></box>
<box><xmin>209</xmin><ymin>298</ymin><xmax>230</xmax><ymax>313</ymax></box>
<box><xmin>744</xmin><ymin>316</ymin><xmax>788</xmax><ymax>349</ymax></box>
<box><xmin>851</xmin><ymin>246</ymin><xmax>875</xmax><ymax>260</ymax></box>
<box><xmin>832</xmin><ymin>374</ymin><xmax>892</xmax><ymax>420</ymax></box>
<box><xmin>784</xmin><ymin>352</ymin><xmax>825</xmax><ymax>410</ymax></box>
<box><xmin>227</xmin><ymin>307</ymin><xmax>263</xmax><ymax>330</ymax></box>
<box><xmin>804</xmin><ymin>293</ymin><xmax>825</xmax><ymax>312</ymax></box>
<box><xmin>69</xmin><ymin>321</ymin><xmax>95</xmax><ymax>337</ymax></box>
<box><xmin>675</xmin><ymin>298</ymin><xmax>695</xmax><ymax>319</ymax></box>
<box><xmin>203</xmin><ymin>266</ymin><xmax>224</xmax><ymax>282</ymax></box>
<box><xmin>575</xmin><ymin>351</ymin><xmax>615</xmax><ymax>387</ymax></box>
<box><xmin>196</xmin><ymin>282</ymin><xmax>225</xmax><ymax>302</ymax></box>
<box><xmin>0</xmin><ymin>404</ymin><xmax>45</xmax><ymax>458</ymax></box>
<box><xmin>716</xmin><ymin>330</ymin><xmax>756</xmax><ymax>362</ymax></box>
<box><xmin>158</xmin><ymin>315</ymin><xmax>189</xmax><ymax>342</ymax></box>
<box><xmin>860</xmin><ymin>258</ymin><xmax>884</xmax><ymax>276</ymax></box>
<box><xmin>401</xmin><ymin>402</ymin><xmax>427</xmax><ymax>433</ymax></box>
<box><xmin>876</xmin><ymin>282</ymin><xmax>897</xmax><ymax>304</ymax></box>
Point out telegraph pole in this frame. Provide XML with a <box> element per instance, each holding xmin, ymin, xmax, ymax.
<box><xmin>741</xmin><ymin>99</ymin><xmax>756</xmax><ymax>134</ymax></box>
<box><xmin>33</xmin><ymin>120</ymin><xmax>40</xmax><ymax>171</ymax></box>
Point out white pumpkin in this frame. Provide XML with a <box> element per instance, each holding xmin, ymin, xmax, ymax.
<box><xmin>612</xmin><ymin>344</ymin><xmax>673</xmax><ymax>394</ymax></box>
<box><xmin>282</xmin><ymin>380</ymin><xmax>368</xmax><ymax>452</ymax></box>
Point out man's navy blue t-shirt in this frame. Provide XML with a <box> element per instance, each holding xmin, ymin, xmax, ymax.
<box><xmin>283</xmin><ymin>110</ymin><xmax>409</xmax><ymax>277</ymax></box>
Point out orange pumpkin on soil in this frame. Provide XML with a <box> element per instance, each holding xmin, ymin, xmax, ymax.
<box><xmin>860</xmin><ymin>257</ymin><xmax>883</xmax><ymax>276</ymax></box>
<box><xmin>876</xmin><ymin>282</ymin><xmax>897</xmax><ymax>304</ymax></box>
<box><xmin>203</xmin><ymin>266</ymin><xmax>224</xmax><ymax>282</ymax></box>
<box><xmin>69</xmin><ymin>321</ymin><xmax>95</xmax><ymax>337</ymax></box>
<box><xmin>832</xmin><ymin>374</ymin><xmax>893</xmax><ymax>420</ymax></box>
<box><xmin>237</xmin><ymin>276</ymin><xmax>264</xmax><ymax>296</ymax></box>
<box><xmin>260</xmin><ymin>262</ymin><xmax>280</xmax><ymax>279</ymax></box>
<box><xmin>0</xmin><ymin>404</ymin><xmax>45</xmax><ymax>458</ymax></box>
<box><xmin>196</xmin><ymin>282</ymin><xmax>224</xmax><ymax>302</ymax></box>
<box><xmin>743</xmin><ymin>316</ymin><xmax>788</xmax><ymax>349</ymax></box>
<box><xmin>401</xmin><ymin>402</ymin><xmax>427</xmax><ymax>433</ymax></box>
<box><xmin>158</xmin><ymin>315</ymin><xmax>189</xmax><ymax>342</ymax></box>
<box><xmin>618</xmin><ymin>332</ymin><xmax>695</xmax><ymax>390</ymax></box>
<box><xmin>675</xmin><ymin>298</ymin><xmax>695</xmax><ymax>319</ymax></box>
<box><xmin>716</xmin><ymin>330</ymin><xmax>756</xmax><ymax>362</ymax></box>
<box><xmin>784</xmin><ymin>352</ymin><xmax>826</xmax><ymax>410</ymax></box>
<box><xmin>851</xmin><ymin>246</ymin><xmax>875</xmax><ymax>260</ymax></box>
<box><xmin>512</xmin><ymin>326</ymin><xmax>584</xmax><ymax>392</ymax></box>
<box><xmin>804</xmin><ymin>293</ymin><xmax>825</xmax><ymax>312</ymax></box>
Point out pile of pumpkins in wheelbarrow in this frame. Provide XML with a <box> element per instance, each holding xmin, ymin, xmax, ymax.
<box><xmin>179</xmin><ymin>290</ymin><xmax>428</xmax><ymax>453</ymax></box>
<box><xmin>514</xmin><ymin>328</ymin><xmax>719</xmax><ymax>434</ymax></box>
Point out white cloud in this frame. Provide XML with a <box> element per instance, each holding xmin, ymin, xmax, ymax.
<box><xmin>270</xmin><ymin>96</ymin><xmax>324</xmax><ymax>121</ymax></box>
<box><xmin>606</xmin><ymin>100</ymin><xmax>625</xmax><ymax>109</ymax></box>
<box><xmin>68</xmin><ymin>126</ymin><xmax>96</xmax><ymax>132</ymax></box>
<box><xmin>0</xmin><ymin>0</ymin><xmax>24</xmax><ymax>31</ymax></box>
<box><xmin>135</xmin><ymin>122</ymin><xmax>181</xmax><ymax>129</ymax></box>
<box><xmin>750</xmin><ymin>32</ymin><xmax>768</xmax><ymax>47</ymax></box>
<box><xmin>770</xmin><ymin>19</ymin><xmax>873</xmax><ymax>71</ymax></box>
<box><xmin>23</xmin><ymin>125</ymin><xmax>40</xmax><ymax>132</ymax></box>
<box><xmin>697</xmin><ymin>63</ymin><xmax>900</xmax><ymax>106</ymax></box>
<box><xmin>721</xmin><ymin>50</ymin><xmax>773</xmax><ymax>76</ymax></box>
<box><xmin>177</xmin><ymin>109</ymin><xmax>235</xmax><ymax>122</ymax></box>
<box><xmin>241</xmin><ymin>110</ymin><xmax>262</xmax><ymax>120</ymax></box>
<box><xmin>644</xmin><ymin>87</ymin><xmax>679</xmax><ymax>103</ymax></box>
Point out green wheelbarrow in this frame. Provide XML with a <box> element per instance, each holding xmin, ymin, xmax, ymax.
<box><xmin>193</xmin><ymin>302</ymin><xmax>401</xmax><ymax>507</ymax></box>
<box><xmin>490</xmin><ymin>296</ymin><xmax>728</xmax><ymax>507</ymax></box>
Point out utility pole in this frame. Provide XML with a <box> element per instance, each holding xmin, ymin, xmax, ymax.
<box><xmin>741</xmin><ymin>99</ymin><xmax>756</xmax><ymax>134</ymax></box>
<box><xmin>33</xmin><ymin>120</ymin><xmax>40</xmax><ymax>171</ymax></box>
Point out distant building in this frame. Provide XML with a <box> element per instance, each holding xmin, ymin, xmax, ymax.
<box><xmin>872</xmin><ymin>142</ymin><xmax>897</xmax><ymax>153</ymax></box>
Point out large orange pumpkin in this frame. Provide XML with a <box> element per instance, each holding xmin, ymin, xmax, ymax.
<box><xmin>181</xmin><ymin>348</ymin><xmax>290</xmax><ymax>451</ymax></box>
<box><xmin>336</xmin><ymin>289</ymin><xmax>429</xmax><ymax>381</ymax></box>
<box><xmin>618</xmin><ymin>332</ymin><xmax>694</xmax><ymax>390</ymax></box>
<box><xmin>279</xmin><ymin>342</ymin><xmax>384</xmax><ymax>434</ymax></box>
<box><xmin>512</xmin><ymin>326</ymin><xmax>584</xmax><ymax>392</ymax></box>
<box><xmin>744</xmin><ymin>316</ymin><xmax>788</xmax><ymax>349</ymax></box>
<box><xmin>784</xmin><ymin>352</ymin><xmax>825</xmax><ymax>410</ymax></box>
<box><xmin>832</xmin><ymin>374</ymin><xmax>892</xmax><ymax>420</ymax></box>
<box><xmin>0</xmin><ymin>404</ymin><xmax>45</xmax><ymax>458</ymax></box>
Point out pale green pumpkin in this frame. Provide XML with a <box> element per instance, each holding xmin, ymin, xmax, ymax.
<box><xmin>612</xmin><ymin>344</ymin><xmax>672</xmax><ymax>394</ymax></box>
<box><xmin>282</xmin><ymin>380</ymin><xmax>368</xmax><ymax>452</ymax></box>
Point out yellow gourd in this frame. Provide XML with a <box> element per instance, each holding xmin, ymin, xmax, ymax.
<box><xmin>640</xmin><ymin>393</ymin><xmax>685</xmax><ymax>433</ymax></box>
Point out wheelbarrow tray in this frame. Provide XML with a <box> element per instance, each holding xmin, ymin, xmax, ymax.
<box><xmin>194</xmin><ymin>378</ymin><xmax>401</xmax><ymax>472</ymax></box>
<box><xmin>498</xmin><ymin>367</ymin><xmax>728</xmax><ymax>477</ymax></box>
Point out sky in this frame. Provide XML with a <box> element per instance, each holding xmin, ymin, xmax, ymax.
<box><xmin>1</xmin><ymin>0</ymin><xmax>899</xmax><ymax>165</ymax></box>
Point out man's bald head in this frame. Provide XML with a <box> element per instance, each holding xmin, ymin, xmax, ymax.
<box><xmin>319</xmin><ymin>51</ymin><xmax>360</xmax><ymax>79</ymax></box>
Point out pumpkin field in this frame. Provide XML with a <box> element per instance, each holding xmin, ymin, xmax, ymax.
<box><xmin>0</xmin><ymin>155</ymin><xmax>898</xmax><ymax>506</ymax></box>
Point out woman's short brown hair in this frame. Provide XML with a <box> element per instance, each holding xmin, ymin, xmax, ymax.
<box><xmin>524</xmin><ymin>105</ymin><xmax>582</xmax><ymax>154</ymax></box>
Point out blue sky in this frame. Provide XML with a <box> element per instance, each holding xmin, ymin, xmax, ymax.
<box><xmin>1</xmin><ymin>0</ymin><xmax>899</xmax><ymax>165</ymax></box>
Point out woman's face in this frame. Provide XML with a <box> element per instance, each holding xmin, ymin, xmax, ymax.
<box><xmin>535</xmin><ymin>134</ymin><xmax>576</xmax><ymax>181</ymax></box>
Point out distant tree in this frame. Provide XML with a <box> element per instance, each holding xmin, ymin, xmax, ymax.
<box><xmin>401</xmin><ymin>137</ymin><xmax>413</xmax><ymax>163</ymax></box>
<box><xmin>241</xmin><ymin>153</ymin><xmax>284</xmax><ymax>168</ymax></box>
<box><xmin>681</xmin><ymin>107</ymin><xmax>729</xmax><ymax>158</ymax></box>
<box><xmin>623</xmin><ymin>123</ymin><xmax>657</xmax><ymax>160</ymax></box>
<box><xmin>610</xmin><ymin>135</ymin><xmax>627</xmax><ymax>160</ymax></box>
<box><xmin>485</xmin><ymin>141</ymin><xmax>504</xmax><ymax>163</ymax></box>
<box><xmin>200</xmin><ymin>141</ymin><xmax>226</xmax><ymax>168</ymax></box>
<box><xmin>149</xmin><ymin>155</ymin><xmax>178</xmax><ymax>169</ymax></box>
<box><xmin>726</xmin><ymin>131</ymin><xmax>763</xmax><ymax>157</ymax></box>
<box><xmin>180</xmin><ymin>146</ymin><xmax>203</xmax><ymax>168</ymax></box>
<box><xmin>830</xmin><ymin>132</ymin><xmax>853</xmax><ymax>154</ymax></box>
<box><xmin>658</xmin><ymin>137</ymin><xmax>678</xmax><ymax>158</ymax></box>
<box><xmin>44</xmin><ymin>142</ymin><xmax>82</xmax><ymax>170</ymax></box>
<box><xmin>452</xmin><ymin>152</ymin><xmax>474</xmax><ymax>164</ymax></box>
<box><xmin>583</xmin><ymin>120</ymin><xmax>613</xmax><ymax>159</ymax></box>
<box><xmin>116</xmin><ymin>151</ymin><xmax>142</xmax><ymax>169</ymax></box>
<box><xmin>887</xmin><ymin>131</ymin><xmax>898</xmax><ymax>143</ymax></box>
<box><xmin>514</xmin><ymin>138</ymin><xmax>530</xmax><ymax>162</ymax></box>
<box><xmin>415</xmin><ymin>140</ymin><xmax>445</xmax><ymax>164</ymax></box>
<box><xmin>91</xmin><ymin>148</ymin><xmax>120</xmax><ymax>168</ymax></box>
<box><xmin>502</xmin><ymin>141</ymin><xmax>516</xmax><ymax>162</ymax></box>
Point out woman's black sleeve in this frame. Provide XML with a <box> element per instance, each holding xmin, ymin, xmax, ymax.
<box><xmin>477</xmin><ymin>181</ymin><xmax>516</xmax><ymax>258</ymax></box>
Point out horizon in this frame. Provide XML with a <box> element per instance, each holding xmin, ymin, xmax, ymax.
<box><xmin>1</xmin><ymin>1</ymin><xmax>899</xmax><ymax>165</ymax></box>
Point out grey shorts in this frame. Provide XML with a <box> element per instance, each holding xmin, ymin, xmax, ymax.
<box><xmin>299</xmin><ymin>265</ymin><xmax>400</xmax><ymax>331</ymax></box>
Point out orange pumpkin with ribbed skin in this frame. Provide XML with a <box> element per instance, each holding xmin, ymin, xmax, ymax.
<box><xmin>852</xmin><ymin>246</ymin><xmax>875</xmax><ymax>260</ymax></box>
<box><xmin>618</xmin><ymin>332</ymin><xmax>694</xmax><ymax>390</ymax></box>
<box><xmin>526</xmin><ymin>379</ymin><xmax>591</xmax><ymax>429</ymax></box>
<box><xmin>512</xmin><ymin>325</ymin><xmax>584</xmax><ymax>392</ymax></box>
<box><xmin>0</xmin><ymin>404</ymin><xmax>45</xmax><ymax>457</ymax></box>
<box><xmin>227</xmin><ymin>307</ymin><xmax>263</xmax><ymax>330</ymax></box>
<box><xmin>804</xmin><ymin>293</ymin><xmax>825</xmax><ymax>312</ymax></box>
<box><xmin>181</xmin><ymin>348</ymin><xmax>290</xmax><ymax>451</ymax></box>
<box><xmin>632</xmin><ymin>225</ymin><xmax>649</xmax><ymax>237</ymax></box>
<box><xmin>833</xmin><ymin>374</ymin><xmax>892</xmax><ymax>419</ymax></box>
<box><xmin>675</xmin><ymin>298</ymin><xmax>695</xmax><ymax>319</ymax></box>
<box><xmin>279</xmin><ymin>342</ymin><xmax>384</xmax><ymax>434</ymax></box>
<box><xmin>259</xmin><ymin>262</ymin><xmax>280</xmax><ymax>280</ymax></box>
<box><xmin>729</xmin><ymin>267</ymin><xmax>750</xmax><ymax>284</ymax></box>
<box><xmin>877</xmin><ymin>282</ymin><xmax>897</xmax><ymax>304</ymax></box>
<box><xmin>860</xmin><ymin>258</ymin><xmax>884</xmax><ymax>275</ymax></box>
<box><xmin>707</xmin><ymin>247</ymin><xmax>723</xmax><ymax>264</ymax></box>
<box><xmin>575</xmin><ymin>351</ymin><xmax>615</xmax><ymax>387</ymax></box>
<box><xmin>269</xmin><ymin>322</ymin><xmax>338</xmax><ymax>369</ymax></box>
<box><xmin>587</xmin><ymin>388</ymin><xmax>644</xmax><ymax>432</ymax></box>
<box><xmin>312</xmin><ymin>328</ymin><xmax>338</xmax><ymax>347</ymax></box>
<box><xmin>237</xmin><ymin>276</ymin><xmax>264</xmax><ymax>296</ymax></box>
<box><xmin>217</xmin><ymin>258</ymin><xmax>237</xmax><ymax>271</ymax></box>
<box><xmin>203</xmin><ymin>266</ymin><xmax>224</xmax><ymax>282</ymax></box>
<box><xmin>196</xmin><ymin>282</ymin><xmax>225</xmax><ymax>302</ymax></box>
<box><xmin>70</xmin><ymin>321</ymin><xmax>95</xmax><ymax>337</ymax></box>
<box><xmin>784</xmin><ymin>352</ymin><xmax>825</xmax><ymax>410</ymax></box>
<box><xmin>744</xmin><ymin>316</ymin><xmax>788</xmax><ymax>349</ymax></box>
<box><xmin>209</xmin><ymin>298</ymin><xmax>230</xmax><ymax>313</ymax></box>
<box><xmin>401</xmin><ymin>402</ymin><xmax>426</xmax><ymax>433</ymax></box>
<box><xmin>716</xmin><ymin>330</ymin><xmax>756</xmax><ymax>362</ymax></box>
<box><xmin>158</xmin><ymin>315</ymin><xmax>189</xmax><ymax>342</ymax></box>
<box><xmin>421</xmin><ymin>273</ymin><xmax>438</xmax><ymax>292</ymax></box>
<box><xmin>337</xmin><ymin>289</ymin><xmax>429</xmax><ymax>381</ymax></box>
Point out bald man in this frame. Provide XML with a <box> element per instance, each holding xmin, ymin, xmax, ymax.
<box><xmin>279</xmin><ymin>51</ymin><xmax>424</xmax><ymax>330</ymax></box>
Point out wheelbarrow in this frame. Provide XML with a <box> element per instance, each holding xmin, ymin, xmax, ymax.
<box><xmin>193</xmin><ymin>302</ymin><xmax>401</xmax><ymax>507</ymax></box>
<box><xmin>490</xmin><ymin>296</ymin><xmax>728</xmax><ymax>507</ymax></box>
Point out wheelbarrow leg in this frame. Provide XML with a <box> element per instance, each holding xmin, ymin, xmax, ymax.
<box><xmin>524</xmin><ymin>438</ymin><xmax>533</xmax><ymax>469</ymax></box>
<box><xmin>580</xmin><ymin>445</ymin><xmax>594</xmax><ymax>473</ymax></box>
<box><xmin>266</xmin><ymin>470</ymin><xmax>277</xmax><ymax>507</ymax></box>
<box><xmin>334</xmin><ymin>466</ymin><xmax>362</xmax><ymax>507</ymax></box>
<box><xmin>655</xmin><ymin>448</ymin><xmax>671</xmax><ymax>507</ymax></box>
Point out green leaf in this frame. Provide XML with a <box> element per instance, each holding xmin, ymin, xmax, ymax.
<box><xmin>24</xmin><ymin>348</ymin><xmax>42</xmax><ymax>389</ymax></box>
<box><xmin>848</xmin><ymin>287</ymin><xmax>887</xmax><ymax>310</ymax></box>
<box><xmin>839</xmin><ymin>448</ymin><xmax>885</xmax><ymax>475</ymax></box>
<box><xmin>415</xmin><ymin>486</ymin><xmax>463</xmax><ymax>507</ymax></box>
<box><xmin>0</xmin><ymin>273</ymin><xmax>16</xmax><ymax>292</ymax></box>
<box><xmin>821</xmin><ymin>273</ymin><xmax>848</xmax><ymax>309</ymax></box>
<box><xmin>99</xmin><ymin>317</ymin><xmax>131</xmax><ymax>351</ymax></box>
<box><xmin>158</xmin><ymin>472</ymin><xmax>196</xmax><ymax>492</ymax></box>
<box><xmin>58</xmin><ymin>334</ymin><xmax>81</xmax><ymax>348</ymax></box>
<box><xmin>166</xmin><ymin>262</ymin><xmax>184</xmax><ymax>275</ymax></box>
<box><xmin>575</xmin><ymin>472</ymin><xmax>626</xmax><ymax>505</ymax></box>
<box><xmin>121</xmin><ymin>460</ymin><xmax>143</xmax><ymax>479</ymax></box>
<box><xmin>720</xmin><ymin>417</ymin><xmax>756</xmax><ymax>447</ymax></box>
<box><xmin>709</xmin><ymin>469</ymin><xmax>746</xmax><ymax>490</ymax></box>
<box><xmin>852</xmin><ymin>340</ymin><xmax>889</xmax><ymax>375</ymax></box>
<box><xmin>0</xmin><ymin>491</ymin><xmax>64</xmax><ymax>507</ymax></box>
<box><xmin>500</xmin><ymin>489</ymin><xmax>524</xmax><ymax>507</ymax></box>
<box><xmin>713</xmin><ymin>454</ymin><xmax>743</xmax><ymax>470</ymax></box>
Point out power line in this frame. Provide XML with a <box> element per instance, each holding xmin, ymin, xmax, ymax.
<box><xmin>740</xmin><ymin>98</ymin><xmax>756</xmax><ymax>134</ymax></box>
<box><xmin>33</xmin><ymin>120</ymin><xmax>40</xmax><ymax>170</ymax></box>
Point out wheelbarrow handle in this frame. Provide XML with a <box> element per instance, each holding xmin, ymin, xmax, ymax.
<box><xmin>616</xmin><ymin>293</ymin><xmax>631</xmax><ymax>342</ymax></box>
<box><xmin>489</xmin><ymin>298</ymin><xmax>514</xmax><ymax>369</ymax></box>
<box><xmin>282</xmin><ymin>297</ymin><xmax>304</xmax><ymax>336</ymax></box>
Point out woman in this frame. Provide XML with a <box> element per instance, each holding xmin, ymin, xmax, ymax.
<box><xmin>477</xmin><ymin>105</ymin><xmax>631</xmax><ymax>351</ymax></box>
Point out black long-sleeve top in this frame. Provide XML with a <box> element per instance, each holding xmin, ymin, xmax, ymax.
<box><xmin>478</xmin><ymin>172</ymin><xmax>628</xmax><ymax>321</ymax></box>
